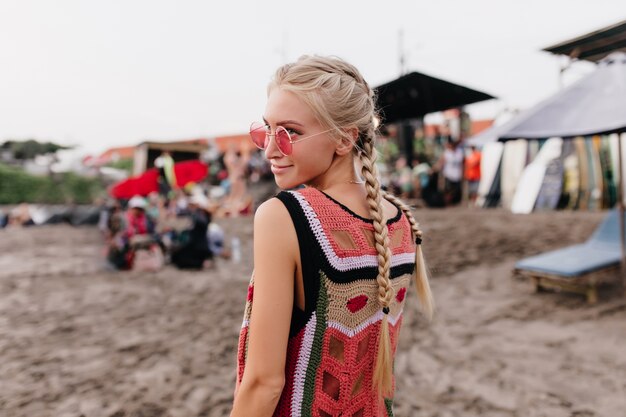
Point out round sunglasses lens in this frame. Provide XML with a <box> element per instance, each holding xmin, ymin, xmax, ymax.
<box><xmin>249</xmin><ymin>122</ymin><xmax>268</xmax><ymax>149</ymax></box>
<box><xmin>276</xmin><ymin>127</ymin><xmax>292</xmax><ymax>155</ymax></box>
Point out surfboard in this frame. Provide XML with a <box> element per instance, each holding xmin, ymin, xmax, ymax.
<box><xmin>600</xmin><ymin>136</ymin><xmax>616</xmax><ymax>208</ymax></box>
<box><xmin>533</xmin><ymin>137</ymin><xmax>564</xmax><ymax>211</ymax></box>
<box><xmin>534</xmin><ymin>157</ymin><xmax>564</xmax><ymax>211</ymax></box>
<box><xmin>485</xmin><ymin>158</ymin><xmax>503</xmax><ymax>208</ymax></box>
<box><xmin>528</xmin><ymin>140</ymin><xmax>540</xmax><ymax>164</ymax></box>
<box><xmin>561</xmin><ymin>140</ymin><xmax>580</xmax><ymax>209</ymax></box>
<box><xmin>583</xmin><ymin>137</ymin><xmax>596</xmax><ymax>209</ymax></box>
<box><xmin>585</xmin><ymin>137</ymin><xmax>601</xmax><ymax>210</ymax></box>
<box><xmin>621</xmin><ymin>133</ymin><xmax>626</xmax><ymax>206</ymax></box>
<box><xmin>575</xmin><ymin>137</ymin><xmax>589</xmax><ymax>210</ymax></box>
<box><xmin>611</xmin><ymin>133</ymin><xmax>626</xmax><ymax>203</ymax></box>
<box><xmin>501</xmin><ymin>139</ymin><xmax>529</xmax><ymax>210</ymax></box>
<box><xmin>511</xmin><ymin>164</ymin><xmax>546</xmax><ymax>214</ymax></box>
<box><xmin>592</xmin><ymin>136</ymin><xmax>607</xmax><ymax>208</ymax></box>
<box><xmin>476</xmin><ymin>142</ymin><xmax>504</xmax><ymax>208</ymax></box>
<box><xmin>609</xmin><ymin>134</ymin><xmax>619</xmax><ymax>184</ymax></box>
<box><xmin>511</xmin><ymin>137</ymin><xmax>562</xmax><ymax>214</ymax></box>
<box><xmin>610</xmin><ymin>133</ymin><xmax>626</xmax><ymax>207</ymax></box>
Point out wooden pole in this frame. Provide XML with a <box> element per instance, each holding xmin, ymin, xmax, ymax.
<box><xmin>617</xmin><ymin>134</ymin><xmax>626</xmax><ymax>294</ymax></box>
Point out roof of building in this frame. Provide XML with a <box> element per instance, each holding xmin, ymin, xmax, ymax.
<box><xmin>212</xmin><ymin>134</ymin><xmax>254</xmax><ymax>152</ymax></box>
<box><xmin>136</xmin><ymin>139</ymin><xmax>209</xmax><ymax>154</ymax></box>
<box><xmin>543</xmin><ymin>19</ymin><xmax>626</xmax><ymax>62</ymax></box>
<box><xmin>99</xmin><ymin>146</ymin><xmax>135</xmax><ymax>161</ymax></box>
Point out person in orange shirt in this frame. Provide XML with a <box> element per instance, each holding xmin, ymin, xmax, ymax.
<box><xmin>465</xmin><ymin>145</ymin><xmax>482</xmax><ymax>203</ymax></box>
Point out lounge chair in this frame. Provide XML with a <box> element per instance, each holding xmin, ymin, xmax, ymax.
<box><xmin>514</xmin><ymin>210</ymin><xmax>624</xmax><ymax>303</ymax></box>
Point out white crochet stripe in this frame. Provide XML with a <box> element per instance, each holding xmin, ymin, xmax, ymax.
<box><xmin>327</xmin><ymin>309</ymin><xmax>403</xmax><ymax>338</ymax></box>
<box><xmin>289</xmin><ymin>191</ymin><xmax>414</xmax><ymax>271</ymax></box>
<box><xmin>291</xmin><ymin>311</ymin><xmax>317</xmax><ymax>417</ymax></box>
<box><xmin>241</xmin><ymin>319</ymin><xmax>249</xmax><ymax>329</ymax></box>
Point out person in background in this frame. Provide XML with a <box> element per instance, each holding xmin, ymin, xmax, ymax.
<box><xmin>223</xmin><ymin>145</ymin><xmax>252</xmax><ymax>217</ymax></box>
<box><xmin>8</xmin><ymin>203</ymin><xmax>34</xmax><ymax>227</ymax></box>
<box><xmin>105</xmin><ymin>200</ymin><xmax>124</xmax><ymax>238</ymax></box>
<box><xmin>174</xmin><ymin>188</ymin><xmax>190</xmax><ymax>216</ymax></box>
<box><xmin>170</xmin><ymin>193</ymin><xmax>213</xmax><ymax>269</ymax></box>
<box><xmin>124</xmin><ymin>196</ymin><xmax>152</xmax><ymax>240</ymax></box>
<box><xmin>155</xmin><ymin>151</ymin><xmax>176</xmax><ymax>198</ymax></box>
<box><xmin>465</xmin><ymin>145</ymin><xmax>482</xmax><ymax>204</ymax></box>
<box><xmin>433</xmin><ymin>139</ymin><xmax>464</xmax><ymax>206</ymax></box>
<box><xmin>106</xmin><ymin>196</ymin><xmax>153</xmax><ymax>270</ymax></box>
<box><xmin>392</xmin><ymin>155</ymin><xmax>413</xmax><ymax>198</ymax></box>
<box><xmin>375</xmin><ymin>124</ymin><xmax>399</xmax><ymax>166</ymax></box>
<box><xmin>411</xmin><ymin>154</ymin><xmax>431</xmax><ymax>200</ymax></box>
<box><xmin>0</xmin><ymin>208</ymin><xmax>8</xmax><ymax>228</ymax></box>
<box><xmin>145</xmin><ymin>192</ymin><xmax>162</xmax><ymax>224</ymax></box>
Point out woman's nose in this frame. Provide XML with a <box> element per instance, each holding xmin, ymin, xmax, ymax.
<box><xmin>264</xmin><ymin>134</ymin><xmax>282</xmax><ymax>159</ymax></box>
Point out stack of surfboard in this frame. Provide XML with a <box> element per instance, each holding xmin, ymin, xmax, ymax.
<box><xmin>475</xmin><ymin>133</ymin><xmax>626</xmax><ymax>212</ymax></box>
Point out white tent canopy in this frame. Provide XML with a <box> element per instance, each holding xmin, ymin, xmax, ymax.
<box><xmin>467</xmin><ymin>52</ymin><xmax>626</xmax><ymax>145</ymax></box>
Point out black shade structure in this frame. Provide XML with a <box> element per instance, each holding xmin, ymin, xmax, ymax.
<box><xmin>543</xmin><ymin>19</ymin><xmax>626</xmax><ymax>63</ymax></box>
<box><xmin>374</xmin><ymin>71</ymin><xmax>495</xmax><ymax>123</ymax></box>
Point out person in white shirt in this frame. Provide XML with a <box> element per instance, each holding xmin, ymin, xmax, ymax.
<box><xmin>433</xmin><ymin>139</ymin><xmax>464</xmax><ymax>205</ymax></box>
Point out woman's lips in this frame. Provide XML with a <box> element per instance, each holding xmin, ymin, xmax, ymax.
<box><xmin>271</xmin><ymin>164</ymin><xmax>292</xmax><ymax>174</ymax></box>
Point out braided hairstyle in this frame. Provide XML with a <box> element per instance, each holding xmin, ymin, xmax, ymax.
<box><xmin>270</xmin><ymin>55</ymin><xmax>434</xmax><ymax>397</ymax></box>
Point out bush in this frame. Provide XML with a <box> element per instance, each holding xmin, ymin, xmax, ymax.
<box><xmin>106</xmin><ymin>158</ymin><xmax>134</xmax><ymax>174</ymax></box>
<box><xmin>0</xmin><ymin>164</ymin><xmax>105</xmax><ymax>204</ymax></box>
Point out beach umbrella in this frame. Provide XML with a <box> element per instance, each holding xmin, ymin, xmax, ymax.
<box><xmin>495</xmin><ymin>52</ymin><xmax>626</xmax><ymax>285</ymax></box>
<box><xmin>110</xmin><ymin>169</ymin><xmax>159</xmax><ymax>199</ymax></box>
<box><xmin>498</xmin><ymin>53</ymin><xmax>626</xmax><ymax>140</ymax></box>
<box><xmin>466</xmin><ymin>112</ymin><xmax>529</xmax><ymax>147</ymax></box>
<box><xmin>375</xmin><ymin>71</ymin><xmax>495</xmax><ymax>123</ymax></box>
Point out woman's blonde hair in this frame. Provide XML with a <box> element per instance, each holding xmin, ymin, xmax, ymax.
<box><xmin>270</xmin><ymin>55</ymin><xmax>434</xmax><ymax>397</ymax></box>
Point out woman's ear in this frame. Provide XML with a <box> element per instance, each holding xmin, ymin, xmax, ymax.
<box><xmin>335</xmin><ymin>127</ymin><xmax>359</xmax><ymax>156</ymax></box>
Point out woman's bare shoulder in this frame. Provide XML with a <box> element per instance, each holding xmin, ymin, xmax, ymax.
<box><xmin>254</xmin><ymin>197</ymin><xmax>291</xmax><ymax>226</ymax></box>
<box><xmin>253</xmin><ymin>197</ymin><xmax>298</xmax><ymax>250</ymax></box>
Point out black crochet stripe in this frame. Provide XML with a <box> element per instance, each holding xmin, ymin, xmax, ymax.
<box><xmin>275</xmin><ymin>191</ymin><xmax>415</xmax><ymax>284</ymax></box>
<box><xmin>318</xmin><ymin>189</ymin><xmax>403</xmax><ymax>225</ymax></box>
<box><xmin>275</xmin><ymin>191</ymin><xmax>321</xmax><ymax>337</ymax></box>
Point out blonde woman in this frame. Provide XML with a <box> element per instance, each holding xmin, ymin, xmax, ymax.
<box><xmin>231</xmin><ymin>55</ymin><xmax>434</xmax><ymax>417</ymax></box>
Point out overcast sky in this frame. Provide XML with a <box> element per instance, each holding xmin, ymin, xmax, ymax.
<box><xmin>0</xmin><ymin>0</ymin><xmax>623</xmax><ymax>155</ymax></box>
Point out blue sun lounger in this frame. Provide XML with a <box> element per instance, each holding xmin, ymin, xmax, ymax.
<box><xmin>514</xmin><ymin>210</ymin><xmax>624</xmax><ymax>303</ymax></box>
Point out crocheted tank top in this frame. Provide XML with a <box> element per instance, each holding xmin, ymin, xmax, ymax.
<box><xmin>237</xmin><ymin>187</ymin><xmax>416</xmax><ymax>417</ymax></box>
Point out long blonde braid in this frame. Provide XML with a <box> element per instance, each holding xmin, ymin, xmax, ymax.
<box><xmin>357</xmin><ymin>134</ymin><xmax>396</xmax><ymax>397</ymax></box>
<box><xmin>382</xmin><ymin>192</ymin><xmax>434</xmax><ymax>320</ymax></box>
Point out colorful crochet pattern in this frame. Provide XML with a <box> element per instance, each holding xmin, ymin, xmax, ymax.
<box><xmin>237</xmin><ymin>187</ymin><xmax>416</xmax><ymax>417</ymax></box>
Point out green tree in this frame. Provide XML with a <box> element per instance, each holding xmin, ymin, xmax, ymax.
<box><xmin>1</xmin><ymin>139</ymin><xmax>70</xmax><ymax>160</ymax></box>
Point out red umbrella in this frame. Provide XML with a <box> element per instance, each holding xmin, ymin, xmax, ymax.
<box><xmin>173</xmin><ymin>160</ymin><xmax>209</xmax><ymax>188</ymax></box>
<box><xmin>109</xmin><ymin>160</ymin><xmax>208</xmax><ymax>199</ymax></box>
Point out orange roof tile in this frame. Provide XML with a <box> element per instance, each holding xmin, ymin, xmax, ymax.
<box><xmin>471</xmin><ymin>120</ymin><xmax>494</xmax><ymax>135</ymax></box>
<box><xmin>213</xmin><ymin>134</ymin><xmax>254</xmax><ymax>153</ymax></box>
<box><xmin>99</xmin><ymin>146</ymin><xmax>135</xmax><ymax>161</ymax></box>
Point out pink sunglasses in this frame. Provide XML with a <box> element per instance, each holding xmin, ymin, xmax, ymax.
<box><xmin>249</xmin><ymin>121</ymin><xmax>334</xmax><ymax>156</ymax></box>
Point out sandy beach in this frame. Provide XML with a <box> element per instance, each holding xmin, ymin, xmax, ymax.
<box><xmin>1</xmin><ymin>206</ymin><xmax>625</xmax><ymax>417</ymax></box>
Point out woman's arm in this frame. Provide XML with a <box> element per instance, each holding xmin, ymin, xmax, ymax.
<box><xmin>231</xmin><ymin>198</ymin><xmax>298</xmax><ymax>417</ymax></box>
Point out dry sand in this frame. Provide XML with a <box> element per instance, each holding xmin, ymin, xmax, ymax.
<box><xmin>1</xmin><ymin>206</ymin><xmax>625</xmax><ymax>417</ymax></box>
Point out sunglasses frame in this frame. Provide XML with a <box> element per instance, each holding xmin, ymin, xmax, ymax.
<box><xmin>249</xmin><ymin>121</ymin><xmax>335</xmax><ymax>156</ymax></box>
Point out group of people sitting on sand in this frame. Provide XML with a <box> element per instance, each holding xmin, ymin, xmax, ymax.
<box><xmin>101</xmin><ymin>188</ymin><xmax>231</xmax><ymax>272</ymax></box>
